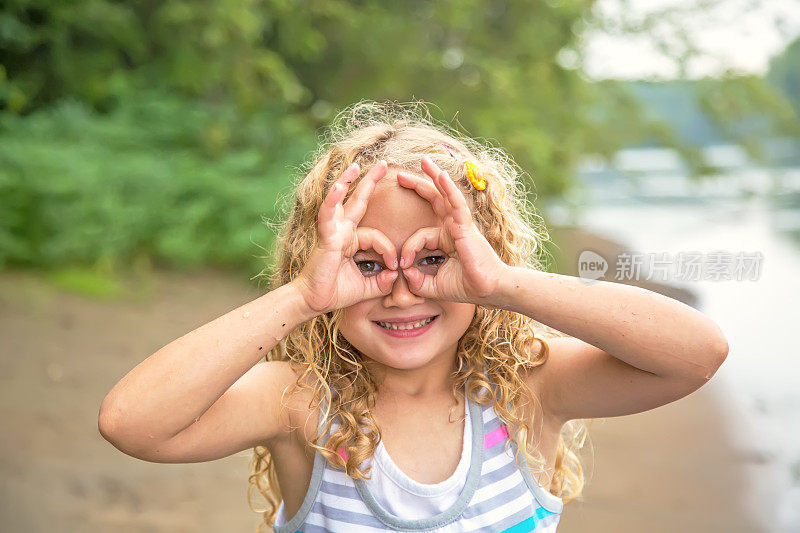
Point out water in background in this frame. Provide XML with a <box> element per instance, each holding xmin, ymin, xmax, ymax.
<box><xmin>545</xmin><ymin>145</ymin><xmax>800</xmax><ymax>532</ymax></box>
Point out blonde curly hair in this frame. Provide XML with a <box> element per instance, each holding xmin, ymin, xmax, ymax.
<box><xmin>248</xmin><ymin>100</ymin><xmax>592</xmax><ymax>531</ymax></box>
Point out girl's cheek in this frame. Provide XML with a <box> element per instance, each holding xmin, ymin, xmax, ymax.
<box><xmin>416</xmin><ymin>257</ymin><xmax>446</xmax><ymax>276</ymax></box>
<box><xmin>416</xmin><ymin>265</ymin><xmax>438</xmax><ymax>276</ymax></box>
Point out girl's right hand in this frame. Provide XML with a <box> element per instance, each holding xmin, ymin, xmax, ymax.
<box><xmin>292</xmin><ymin>160</ymin><xmax>400</xmax><ymax>314</ymax></box>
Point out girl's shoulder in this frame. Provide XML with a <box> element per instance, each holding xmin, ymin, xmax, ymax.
<box><xmin>256</xmin><ymin>361</ymin><xmax>322</xmax><ymax>445</ymax></box>
<box><xmin>506</xmin><ymin>361</ymin><xmax>565</xmax><ymax>431</ymax></box>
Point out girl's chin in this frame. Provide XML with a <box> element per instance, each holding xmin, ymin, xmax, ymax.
<box><xmin>389</xmin><ymin>359</ymin><xmax>435</xmax><ymax>370</ymax></box>
<box><xmin>369</xmin><ymin>352</ymin><xmax>438</xmax><ymax>371</ymax></box>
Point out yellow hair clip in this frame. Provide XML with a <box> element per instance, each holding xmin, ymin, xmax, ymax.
<box><xmin>464</xmin><ymin>160</ymin><xmax>487</xmax><ymax>191</ymax></box>
<box><xmin>442</xmin><ymin>143</ymin><xmax>487</xmax><ymax>191</ymax></box>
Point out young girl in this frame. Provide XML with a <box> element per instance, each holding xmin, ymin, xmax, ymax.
<box><xmin>99</xmin><ymin>101</ymin><xmax>729</xmax><ymax>533</ymax></box>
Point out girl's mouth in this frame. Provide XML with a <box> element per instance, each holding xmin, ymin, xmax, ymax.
<box><xmin>373</xmin><ymin>315</ymin><xmax>438</xmax><ymax>337</ymax></box>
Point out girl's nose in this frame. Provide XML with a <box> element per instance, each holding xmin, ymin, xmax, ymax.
<box><xmin>384</xmin><ymin>268</ymin><xmax>425</xmax><ymax>305</ymax></box>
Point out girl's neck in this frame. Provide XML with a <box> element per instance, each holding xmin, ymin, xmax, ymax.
<box><xmin>364</xmin><ymin>356</ymin><xmax>458</xmax><ymax>400</ymax></box>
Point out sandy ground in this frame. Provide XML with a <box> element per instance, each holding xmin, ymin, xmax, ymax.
<box><xmin>0</xmin><ymin>227</ymin><xmax>768</xmax><ymax>531</ymax></box>
<box><xmin>0</xmin><ymin>269</ymin><xmax>262</xmax><ymax>533</ymax></box>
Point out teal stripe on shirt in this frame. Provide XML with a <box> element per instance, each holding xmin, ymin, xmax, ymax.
<box><xmin>501</xmin><ymin>506</ymin><xmax>558</xmax><ymax>533</ymax></box>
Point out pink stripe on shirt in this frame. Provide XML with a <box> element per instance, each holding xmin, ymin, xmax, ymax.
<box><xmin>484</xmin><ymin>425</ymin><xmax>509</xmax><ymax>448</ymax></box>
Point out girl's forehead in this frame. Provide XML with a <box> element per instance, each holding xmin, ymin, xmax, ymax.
<box><xmin>358</xmin><ymin>177</ymin><xmax>440</xmax><ymax>239</ymax></box>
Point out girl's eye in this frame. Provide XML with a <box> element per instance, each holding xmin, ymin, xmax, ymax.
<box><xmin>356</xmin><ymin>256</ymin><xmax>445</xmax><ymax>276</ymax></box>
<box><xmin>356</xmin><ymin>260</ymin><xmax>384</xmax><ymax>277</ymax></box>
<box><xmin>420</xmin><ymin>256</ymin><xmax>446</xmax><ymax>267</ymax></box>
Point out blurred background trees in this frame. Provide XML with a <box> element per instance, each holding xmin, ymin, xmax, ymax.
<box><xmin>1</xmin><ymin>0</ymin><xmax>797</xmax><ymax>287</ymax></box>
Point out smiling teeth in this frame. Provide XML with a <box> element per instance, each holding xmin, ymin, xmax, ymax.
<box><xmin>378</xmin><ymin>317</ymin><xmax>435</xmax><ymax>330</ymax></box>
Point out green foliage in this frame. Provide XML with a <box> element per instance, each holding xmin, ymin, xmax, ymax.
<box><xmin>0</xmin><ymin>91</ymin><xmax>317</xmax><ymax>277</ymax></box>
<box><xmin>45</xmin><ymin>265</ymin><xmax>126</xmax><ymax>299</ymax></box>
<box><xmin>0</xmin><ymin>0</ymin><xmax>320</xmax><ymax>112</ymax></box>
<box><xmin>696</xmin><ymin>74</ymin><xmax>800</xmax><ymax>163</ymax></box>
<box><xmin>768</xmin><ymin>37</ymin><xmax>800</xmax><ymax>120</ymax></box>
<box><xmin>0</xmin><ymin>0</ymin><xmax>631</xmax><ymax>198</ymax></box>
<box><xmin>1</xmin><ymin>0</ymin><xmax>797</xmax><ymax>286</ymax></box>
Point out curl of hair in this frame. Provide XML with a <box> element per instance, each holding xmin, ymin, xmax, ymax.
<box><xmin>248</xmin><ymin>100</ymin><xmax>592</xmax><ymax>532</ymax></box>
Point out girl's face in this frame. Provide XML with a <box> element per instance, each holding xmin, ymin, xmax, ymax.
<box><xmin>338</xmin><ymin>165</ymin><xmax>477</xmax><ymax>373</ymax></box>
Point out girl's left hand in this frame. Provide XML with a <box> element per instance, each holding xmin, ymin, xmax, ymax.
<box><xmin>396</xmin><ymin>156</ymin><xmax>509</xmax><ymax>307</ymax></box>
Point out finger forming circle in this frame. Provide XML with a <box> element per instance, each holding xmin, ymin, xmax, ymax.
<box><xmin>343</xmin><ymin>160</ymin><xmax>388</xmax><ymax>224</ymax></box>
<box><xmin>400</xmin><ymin>227</ymin><xmax>442</xmax><ymax>268</ymax></box>
<box><xmin>437</xmin><ymin>170</ymin><xmax>473</xmax><ymax>226</ymax></box>
<box><xmin>396</xmin><ymin>172</ymin><xmax>450</xmax><ymax>220</ymax></box>
<box><xmin>355</xmin><ymin>227</ymin><xmax>399</xmax><ymax>270</ymax></box>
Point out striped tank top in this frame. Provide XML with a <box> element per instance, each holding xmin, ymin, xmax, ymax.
<box><xmin>272</xmin><ymin>378</ymin><xmax>563</xmax><ymax>532</ymax></box>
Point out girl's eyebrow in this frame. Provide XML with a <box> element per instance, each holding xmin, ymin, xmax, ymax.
<box><xmin>353</xmin><ymin>250</ymin><xmax>381</xmax><ymax>258</ymax></box>
<box><xmin>353</xmin><ymin>248</ymin><xmax>442</xmax><ymax>259</ymax></box>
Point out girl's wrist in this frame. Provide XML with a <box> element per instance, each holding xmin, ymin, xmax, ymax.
<box><xmin>473</xmin><ymin>264</ymin><xmax>517</xmax><ymax>311</ymax></box>
<box><xmin>286</xmin><ymin>279</ymin><xmax>325</xmax><ymax>323</ymax></box>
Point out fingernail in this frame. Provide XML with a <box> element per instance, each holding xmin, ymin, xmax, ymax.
<box><xmin>392</xmin><ymin>258</ymin><xmax>398</xmax><ymax>269</ymax></box>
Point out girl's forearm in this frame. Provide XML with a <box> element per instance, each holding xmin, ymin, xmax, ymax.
<box><xmin>99</xmin><ymin>281</ymin><xmax>318</xmax><ymax>443</ymax></box>
<box><xmin>485</xmin><ymin>266</ymin><xmax>729</xmax><ymax>379</ymax></box>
